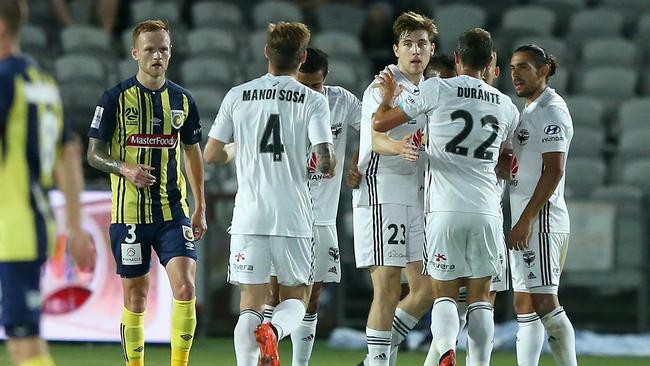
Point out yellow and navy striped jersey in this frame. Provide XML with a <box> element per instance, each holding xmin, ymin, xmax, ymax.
<box><xmin>88</xmin><ymin>77</ymin><xmax>202</xmax><ymax>224</ymax></box>
<box><xmin>0</xmin><ymin>55</ymin><xmax>69</xmax><ymax>261</ymax></box>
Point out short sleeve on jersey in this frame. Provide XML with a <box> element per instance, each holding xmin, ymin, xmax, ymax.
<box><xmin>209</xmin><ymin>90</ymin><xmax>235</xmax><ymax>143</ymax></box>
<box><xmin>308</xmin><ymin>92</ymin><xmax>333</xmax><ymax>146</ymax></box>
<box><xmin>399</xmin><ymin>77</ymin><xmax>440</xmax><ymax>119</ymax></box>
<box><xmin>180</xmin><ymin>93</ymin><xmax>202</xmax><ymax>145</ymax></box>
<box><xmin>539</xmin><ymin>105</ymin><xmax>571</xmax><ymax>153</ymax></box>
<box><xmin>87</xmin><ymin>90</ymin><xmax>118</xmax><ymax>141</ymax></box>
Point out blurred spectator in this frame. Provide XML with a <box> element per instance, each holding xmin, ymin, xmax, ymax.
<box><xmin>50</xmin><ymin>0</ymin><xmax>121</xmax><ymax>34</ymax></box>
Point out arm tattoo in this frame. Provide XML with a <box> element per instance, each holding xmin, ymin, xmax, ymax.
<box><xmin>87</xmin><ymin>138</ymin><xmax>122</xmax><ymax>175</ymax></box>
<box><xmin>313</xmin><ymin>142</ymin><xmax>335</xmax><ymax>175</ymax></box>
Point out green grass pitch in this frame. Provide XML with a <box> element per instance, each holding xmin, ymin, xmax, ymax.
<box><xmin>1</xmin><ymin>338</ymin><xmax>647</xmax><ymax>365</ymax></box>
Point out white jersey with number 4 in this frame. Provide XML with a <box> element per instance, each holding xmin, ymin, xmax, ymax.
<box><xmin>209</xmin><ymin>74</ymin><xmax>333</xmax><ymax>238</ymax></box>
<box><xmin>401</xmin><ymin>75</ymin><xmax>519</xmax><ymax>216</ymax></box>
<box><xmin>510</xmin><ymin>87</ymin><xmax>572</xmax><ymax>233</ymax></box>
<box><xmin>309</xmin><ymin>85</ymin><xmax>361</xmax><ymax>225</ymax></box>
<box><xmin>354</xmin><ymin>64</ymin><xmax>428</xmax><ymax>208</ymax></box>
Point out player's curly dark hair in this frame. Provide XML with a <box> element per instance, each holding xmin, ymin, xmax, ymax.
<box><xmin>514</xmin><ymin>44</ymin><xmax>559</xmax><ymax>81</ymax></box>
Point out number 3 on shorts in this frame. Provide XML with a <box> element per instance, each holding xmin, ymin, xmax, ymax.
<box><xmin>124</xmin><ymin>224</ymin><xmax>137</xmax><ymax>243</ymax></box>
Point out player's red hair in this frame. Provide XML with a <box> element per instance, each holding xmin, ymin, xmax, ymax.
<box><xmin>132</xmin><ymin>19</ymin><xmax>170</xmax><ymax>46</ymax></box>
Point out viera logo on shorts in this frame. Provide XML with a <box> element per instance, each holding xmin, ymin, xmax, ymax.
<box><xmin>126</xmin><ymin>134</ymin><xmax>178</xmax><ymax>149</ymax></box>
<box><xmin>121</xmin><ymin>243</ymin><xmax>142</xmax><ymax>265</ymax></box>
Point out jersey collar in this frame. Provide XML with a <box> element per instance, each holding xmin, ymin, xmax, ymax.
<box><xmin>133</xmin><ymin>76</ymin><xmax>168</xmax><ymax>94</ymax></box>
<box><xmin>387</xmin><ymin>64</ymin><xmax>423</xmax><ymax>94</ymax></box>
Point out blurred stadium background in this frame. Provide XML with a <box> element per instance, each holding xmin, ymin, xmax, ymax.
<box><xmin>5</xmin><ymin>0</ymin><xmax>650</xmax><ymax>363</ymax></box>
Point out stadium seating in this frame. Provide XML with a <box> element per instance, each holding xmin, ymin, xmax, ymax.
<box><xmin>565</xmin><ymin>95</ymin><xmax>605</xmax><ymax>131</ymax></box>
<box><xmin>582</xmin><ymin>37</ymin><xmax>638</xmax><ymax>68</ymax></box>
<box><xmin>435</xmin><ymin>4</ymin><xmax>487</xmax><ymax>52</ymax></box>
<box><xmin>617</xmin><ymin>98</ymin><xmax>650</xmax><ymax>132</ymax></box>
<box><xmin>570</xmin><ymin>127</ymin><xmax>604</xmax><ymax>159</ymax></box>
<box><xmin>565</xmin><ymin>157</ymin><xmax>607</xmax><ymax>198</ymax></box>
<box><xmin>620</xmin><ymin>158</ymin><xmax>650</xmax><ymax>193</ymax></box>
<box><xmin>316</xmin><ymin>3</ymin><xmax>367</xmax><ymax>36</ymax></box>
<box><xmin>181</xmin><ymin>57</ymin><xmax>238</xmax><ymax>88</ymax></box>
<box><xmin>501</xmin><ymin>6</ymin><xmax>556</xmax><ymax>36</ymax></box>
<box><xmin>191</xmin><ymin>1</ymin><xmax>244</xmax><ymax>29</ymax></box>
<box><xmin>55</xmin><ymin>54</ymin><xmax>106</xmax><ymax>87</ymax></box>
<box><xmin>578</xmin><ymin>66</ymin><xmax>637</xmax><ymax>102</ymax></box>
<box><xmin>567</xmin><ymin>8</ymin><xmax>625</xmax><ymax>45</ymax></box>
<box><xmin>252</xmin><ymin>1</ymin><xmax>303</xmax><ymax>29</ymax></box>
<box><xmin>187</xmin><ymin>28</ymin><xmax>238</xmax><ymax>57</ymax></box>
<box><xmin>312</xmin><ymin>32</ymin><xmax>363</xmax><ymax>58</ymax></box>
<box><xmin>60</xmin><ymin>25</ymin><xmax>111</xmax><ymax>56</ymax></box>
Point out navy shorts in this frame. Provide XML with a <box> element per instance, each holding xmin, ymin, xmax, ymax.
<box><xmin>109</xmin><ymin>217</ymin><xmax>197</xmax><ymax>278</ymax></box>
<box><xmin>0</xmin><ymin>260</ymin><xmax>44</xmax><ymax>337</ymax></box>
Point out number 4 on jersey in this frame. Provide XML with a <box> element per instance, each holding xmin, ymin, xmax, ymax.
<box><xmin>259</xmin><ymin>114</ymin><xmax>285</xmax><ymax>161</ymax></box>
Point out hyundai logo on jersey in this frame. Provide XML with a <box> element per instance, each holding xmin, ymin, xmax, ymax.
<box><xmin>544</xmin><ymin>124</ymin><xmax>561</xmax><ymax>135</ymax></box>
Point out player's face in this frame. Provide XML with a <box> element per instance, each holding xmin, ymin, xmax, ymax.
<box><xmin>132</xmin><ymin>30</ymin><xmax>171</xmax><ymax>78</ymax></box>
<box><xmin>297</xmin><ymin>69</ymin><xmax>326</xmax><ymax>93</ymax></box>
<box><xmin>393</xmin><ymin>30</ymin><xmax>433</xmax><ymax>78</ymax></box>
<box><xmin>510</xmin><ymin>52</ymin><xmax>544</xmax><ymax>98</ymax></box>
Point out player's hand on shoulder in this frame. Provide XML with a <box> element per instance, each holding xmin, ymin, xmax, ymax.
<box><xmin>120</xmin><ymin>162</ymin><xmax>156</xmax><ymax>188</ymax></box>
<box><xmin>346</xmin><ymin>163</ymin><xmax>361</xmax><ymax>189</ymax></box>
<box><xmin>508</xmin><ymin>219</ymin><xmax>533</xmax><ymax>251</ymax></box>
<box><xmin>191</xmin><ymin>209</ymin><xmax>207</xmax><ymax>241</ymax></box>
<box><xmin>399</xmin><ymin>134</ymin><xmax>419</xmax><ymax>162</ymax></box>
<box><xmin>67</xmin><ymin>228</ymin><xmax>97</xmax><ymax>272</ymax></box>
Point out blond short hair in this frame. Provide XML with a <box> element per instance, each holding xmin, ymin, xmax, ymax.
<box><xmin>266</xmin><ymin>22</ymin><xmax>311</xmax><ymax>71</ymax></box>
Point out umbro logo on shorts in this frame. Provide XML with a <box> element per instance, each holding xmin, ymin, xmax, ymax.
<box><xmin>185</xmin><ymin>242</ymin><xmax>195</xmax><ymax>251</ymax></box>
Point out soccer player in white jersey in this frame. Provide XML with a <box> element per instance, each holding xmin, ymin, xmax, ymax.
<box><xmin>509</xmin><ymin>44</ymin><xmax>577</xmax><ymax>366</ymax></box>
<box><xmin>203</xmin><ymin>22</ymin><xmax>335</xmax><ymax>366</ymax></box>
<box><xmin>262</xmin><ymin>47</ymin><xmax>361</xmax><ymax>366</ymax></box>
<box><xmin>374</xmin><ymin>28</ymin><xmax>520</xmax><ymax>366</ymax></box>
<box><xmin>353</xmin><ymin>11</ymin><xmax>437</xmax><ymax>366</ymax></box>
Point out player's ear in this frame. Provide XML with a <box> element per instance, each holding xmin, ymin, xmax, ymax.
<box><xmin>299</xmin><ymin>50</ymin><xmax>307</xmax><ymax>64</ymax></box>
<box><xmin>393</xmin><ymin>43</ymin><xmax>399</xmax><ymax>58</ymax></box>
<box><xmin>494</xmin><ymin>65</ymin><xmax>500</xmax><ymax>78</ymax></box>
<box><xmin>430</xmin><ymin>42</ymin><xmax>435</xmax><ymax>57</ymax></box>
<box><xmin>538</xmin><ymin>63</ymin><xmax>550</xmax><ymax>79</ymax></box>
<box><xmin>263</xmin><ymin>45</ymin><xmax>269</xmax><ymax>61</ymax></box>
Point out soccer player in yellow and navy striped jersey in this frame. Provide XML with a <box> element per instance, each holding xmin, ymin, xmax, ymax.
<box><xmin>0</xmin><ymin>1</ymin><xmax>96</xmax><ymax>365</ymax></box>
<box><xmin>87</xmin><ymin>19</ymin><xmax>206</xmax><ymax>366</ymax></box>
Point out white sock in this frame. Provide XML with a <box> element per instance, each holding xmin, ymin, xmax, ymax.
<box><xmin>541</xmin><ymin>307</ymin><xmax>577</xmax><ymax>366</ymax></box>
<box><xmin>290</xmin><ymin>313</ymin><xmax>318</xmax><ymax>366</ymax></box>
<box><xmin>366</xmin><ymin>327</ymin><xmax>391</xmax><ymax>366</ymax></box>
<box><xmin>234</xmin><ymin>309</ymin><xmax>262</xmax><ymax>366</ymax></box>
<box><xmin>388</xmin><ymin>307</ymin><xmax>419</xmax><ymax>366</ymax></box>
<box><xmin>466</xmin><ymin>301</ymin><xmax>494</xmax><ymax>366</ymax></box>
<box><xmin>271</xmin><ymin>298</ymin><xmax>306</xmax><ymax>340</ymax></box>
<box><xmin>516</xmin><ymin>312</ymin><xmax>545</xmax><ymax>366</ymax></box>
<box><xmin>431</xmin><ymin>297</ymin><xmax>459</xmax><ymax>360</ymax></box>
<box><xmin>457</xmin><ymin>287</ymin><xmax>468</xmax><ymax>333</ymax></box>
<box><xmin>263</xmin><ymin>304</ymin><xmax>275</xmax><ymax>323</ymax></box>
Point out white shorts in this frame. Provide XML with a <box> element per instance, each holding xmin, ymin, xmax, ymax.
<box><xmin>424</xmin><ymin>211</ymin><xmax>503</xmax><ymax>281</ymax></box>
<box><xmin>310</xmin><ymin>225</ymin><xmax>341</xmax><ymax>283</ymax></box>
<box><xmin>228</xmin><ymin>234</ymin><xmax>314</xmax><ymax>286</ymax></box>
<box><xmin>510</xmin><ymin>232</ymin><xmax>569</xmax><ymax>295</ymax></box>
<box><xmin>353</xmin><ymin>203</ymin><xmax>425</xmax><ymax>268</ymax></box>
<box><xmin>490</xmin><ymin>231</ymin><xmax>511</xmax><ymax>293</ymax></box>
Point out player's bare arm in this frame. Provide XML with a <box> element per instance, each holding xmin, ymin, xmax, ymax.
<box><xmin>496</xmin><ymin>146</ymin><xmax>513</xmax><ymax>180</ymax></box>
<box><xmin>313</xmin><ymin>142</ymin><xmax>336</xmax><ymax>178</ymax></box>
<box><xmin>346</xmin><ymin>149</ymin><xmax>361</xmax><ymax>188</ymax></box>
<box><xmin>372</xmin><ymin>68</ymin><xmax>410</xmax><ymax>132</ymax></box>
<box><xmin>183</xmin><ymin>143</ymin><xmax>208</xmax><ymax>240</ymax></box>
<box><xmin>87</xmin><ymin>138</ymin><xmax>156</xmax><ymax>188</ymax></box>
<box><xmin>508</xmin><ymin>151</ymin><xmax>565</xmax><ymax>251</ymax></box>
<box><xmin>372</xmin><ymin>129</ymin><xmax>419</xmax><ymax>162</ymax></box>
<box><xmin>56</xmin><ymin>139</ymin><xmax>97</xmax><ymax>272</ymax></box>
<box><xmin>203</xmin><ymin>138</ymin><xmax>235</xmax><ymax>165</ymax></box>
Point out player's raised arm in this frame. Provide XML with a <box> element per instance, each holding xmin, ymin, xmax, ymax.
<box><xmin>372</xmin><ymin>68</ymin><xmax>410</xmax><ymax>132</ymax></box>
